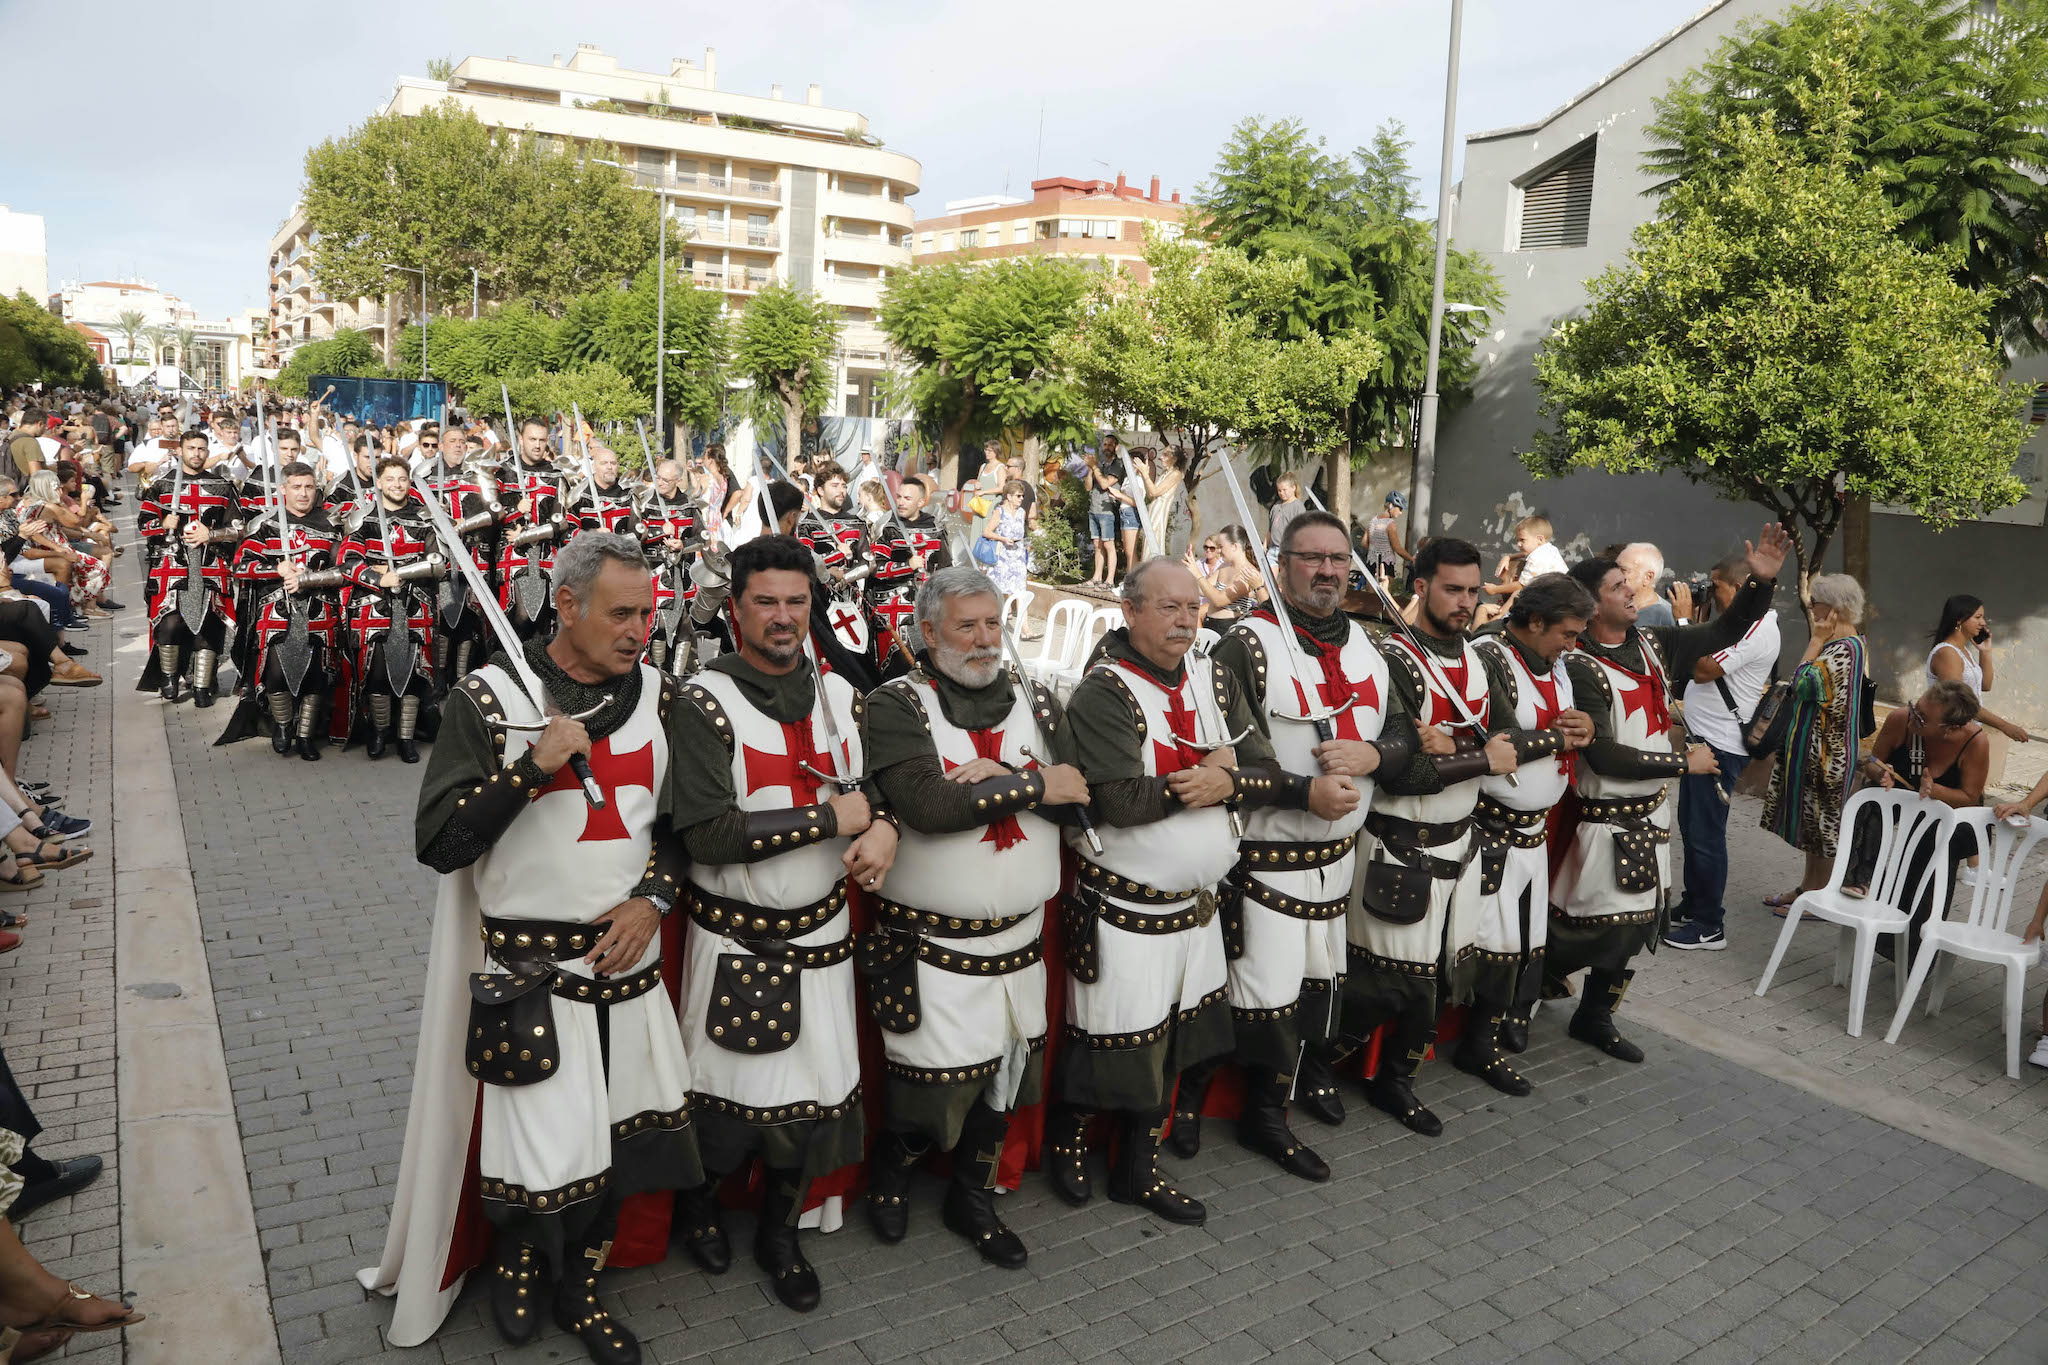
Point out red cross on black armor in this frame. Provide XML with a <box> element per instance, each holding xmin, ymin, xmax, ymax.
<box><xmin>534</xmin><ymin>734</ymin><xmax>656</xmax><ymax>841</ymax></box>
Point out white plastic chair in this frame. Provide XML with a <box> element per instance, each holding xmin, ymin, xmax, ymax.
<box><xmin>999</xmin><ymin>590</ymin><xmax>1031</xmax><ymax>659</ymax></box>
<box><xmin>1885</xmin><ymin>809</ymin><xmax>2048</xmax><ymax>1078</ymax></box>
<box><xmin>1047</xmin><ymin>605</ymin><xmax>1121</xmax><ymax>702</ymax></box>
<box><xmin>1755</xmin><ymin>789</ymin><xmax>1951</xmax><ymax>1037</ymax></box>
<box><xmin>1023</xmin><ymin>599</ymin><xmax>1088</xmax><ymax>688</ymax></box>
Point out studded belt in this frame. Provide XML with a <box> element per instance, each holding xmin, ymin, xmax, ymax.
<box><xmin>687</xmin><ymin>901</ymin><xmax>856</xmax><ymax>970</ymax></box>
<box><xmin>1474</xmin><ymin>797</ymin><xmax>1552</xmax><ymax>849</ymax></box>
<box><xmin>876</xmin><ymin>898</ymin><xmax>1033</xmax><ymax>938</ymax></box>
<box><xmin>1090</xmin><ymin>890</ymin><xmax>1215</xmax><ymax>935</ymax></box>
<box><xmin>682</xmin><ymin>881</ymin><xmax>847</xmax><ymax>939</ymax></box>
<box><xmin>1577</xmin><ymin>788</ymin><xmax>1667</xmax><ymax>827</ymax></box>
<box><xmin>551</xmin><ymin>962</ymin><xmax>663</xmax><ymax>1006</ymax></box>
<box><xmin>1075</xmin><ymin>857</ymin><xmax>1207</xmax><ymax>906</ymax></box>
<box><xmin>915</xmin><ymin>937</ymin><xmax>1043</xmax><ymax>975</ymax></box>
<box><xmin>1232</xmin><ymin>873</ymin><xmax>1348</xmax><ymax>921</ymax></box>
<box><xmin>1237</xmin><ymin>835</ymin><xmax>1355</xmax><ymax>872</ymax></box>
<box><xmin>480</xmin><ymin>915</ymin><xmax>604</xmax><ymax>963</ymax></box>
<box><xmin>1365</xmin><ymin>811</ymin><xmax>1470</xmax><ymax>847</ymax></box>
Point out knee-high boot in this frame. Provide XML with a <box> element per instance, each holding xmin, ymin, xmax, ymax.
<box><xmin>1237</xmin><ymin>1068</ymin><xmax>1331</xmax><ymax>1182</ymax></box>
<box><xmin>1106</xmin><ymin>1105</ymin><xmax>1206</xmax><ymax>1226</ymax></box>
<box><xmin>1363</xmin><ymin>1022</ymin><xmax>1444</xmax><ymax>1137</ymax></box>
<box><xmin>673</xmin><ymin>1180</ymin><xmax>730</xmax><ymax>1275</ymax></box>
<box><xmin>1294</xmin><ymin>1040</ymin><xmax>1347</xmax><ymax>1126</ymax></box>
<box><xmin>486</xmin><ymin>1233</ymin><xmax>542</xmax><ymax>1346</ymax></box>
<box><xmin>1569</xmin><ymin>967</ymin><xmax>1645</xmax><ymax>1063</ymax></box>
<box><xmin>1043</xmin><ymin>1103</ymin><xmax>1095</xmax><ymax>1207</ymax></box>
<box><xmin>862</xmin><ymin>1127</ymin><xmax>931</xmax><ymax>1244</ymax></box>
<box><xmin>942</xmin><ymin>1101</ymin><xmax>1026</xmax><ymax>1268</ymax></box>
<box><xmin>295</xmin><ymin>693</ymin><xmax>323</xmax><ymax>762</ymax></box>
<box><xmin>1453</xmin><ymin>1003</ymin><xmax>1534</xmax><ymax>1096</ymax></box>
<box><xmin>551</xmin><ymin>1230</ymin><xmax>641</xmax><ymax>1365</ymax></box>
<box><xmin>1165</xmin><ymin>1058</ymin><xmax>1219</xmax><ymax>1160</ymax></box>
<box><xmin>754</xmin><ymin>1167</ymin><xmax>821</xmax><ymax>1313</ymax></box>
<box><xmin>397</xmin><ymin>694</ymin><xmax>422</xmax><ymax>764</ymax></box>
<box><xmin>366</xmin><ymin>692</ymin><xmax>392</xmax><ymax>759</ymax></box>
<box><xmin>156</xmin><ymin>642</ymin><xmax>183</xmax><ymax>701</ymax></box>
<box><xmin>266</xmin><ymin>690</ymin><xmax>293</xmax><ymax>753</ymax></box>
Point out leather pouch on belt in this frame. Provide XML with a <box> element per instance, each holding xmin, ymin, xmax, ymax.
<box><xmin>1360</xmin><ymin>857</ymin><xmax>1433</xmax><ymax>926</ymax></box>
<box><xmin>856</xmin><ymin>930</ymin><xmax>921</xmax><ymax>1034</ymax></box>
<box><xmin>466</xmin><ymin>969</ymin><xmax>560</xmax><ymax>1086</ymax></box>
<box><xmin>708</xmin><ymin>952</ymin><xmax>801</xmax><ymax>1055</ymax></box>
<box><xmin>1612</xmin><ymin>829</ymin><xmax>1661</xmax><ymax>895</ymax></box>
<box><xmin>1061</xmin><ymin>891</ymin><xmax>1101</xmax><ymax>984</ymax></box>
<box><xmin>1220</xmin><ymin>877</ymin><xmax>1247</xmax><ymax>961</ymax></box>
<box><xmin>1477</xmin><ymin>840</ymin><xmax>1510</xmax><ymax>898</ymax></box>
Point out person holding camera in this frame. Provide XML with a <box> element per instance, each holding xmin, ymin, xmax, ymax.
<box><xmin>1926</xmin><ymin>594</ymin><xmax>2030</xmax><ymax>745</ymax></box>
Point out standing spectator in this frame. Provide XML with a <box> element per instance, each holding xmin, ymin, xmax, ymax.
<box><xmin>1762</xmin><ymin>574</ymin><xmax>1873</xmax><ymax>906</ymax></box>
<box><xmin>1268</xmin><ymin>471</ymin><xmax>1306</xmax><ymax>552</ymax></box>
<box><xmin>1667</xmin><ymin>552</ymin><xmax>1782</xmax><ymax>949</ymax></box>
<box><xmin>1926</xmin><ymin>594</ymin><xmax>2031</xmax><ymax>744</ymax></box>
<box><xmin>1364</xmin><ymin>491</ymin><xmax>1412</xmax><ymax>580</ymax></box>
<box><xmin>1618</xmin><ymin>542</ymin><xmax>1686</xmax><ymax>628</ymax></box>
<box><xmin>1002</xmin><ymin>452</ymin><xmax>1037</xmax><ymax>531</ymax></box>
<box><xmin>1080</xmin><ymin>440</ymin><xmax>1128</xmax><ymax>587</ymax></box>
<box><xmin>1132</xmin><ymin>446</ymin><xmax>1185</xmax><ymax>557</ymax></box>
<box><xmin>985</xmin><ymin>480</ymin><xmax>1031</xmax><ymax>599</ymax></box>
<box><xmin>1182</xmin><ymin>524</ymin><xmax>1266</xmax><ymax>631</ymax></box>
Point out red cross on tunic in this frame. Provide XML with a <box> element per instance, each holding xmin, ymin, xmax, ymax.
<box><xmin>742</xmin><ymin>718</ymin><xmax>851</xmax><ymax>807</ymax></box>
<box><xmin>871</xmin><ymin>594</ymin><xmax>915</xmax><ymax>657</ymax></box>
<box><xmin>1612</xmin><ymin>665</ymin><xmax>1671</xmax><ymax>738</ymax></box>
<box><xmin>534</xmin><ymin>734</ymin><xmax>656</xmax><ymax>841</ymax></box>
<box><xmin>1114</xmin><ymin>661</ymin><xmax>1203</xmax><ymax>774</ymax></box>
<box><xmin>941</xmin><ymin>728</ymin><xmax>1038</xmax><ymax>849</ymax></box>
<box><xmin>1525</xmin><ymin>666</ymin><xmax>1578</xmax><ymax>778</ymax></box>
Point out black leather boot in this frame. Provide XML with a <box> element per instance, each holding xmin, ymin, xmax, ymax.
<box><xmin>366</xmin><ymin>693</ymin><xmax>390</xmax><ymax>759</ymax></box>
<box><xmin>1043</xmin><ymin>1104</ymin><xmax>1095</xmax><ymax>1207</ymax></box>
<box><xmin>191</xmin><ymin>647</ymin><xmax>218</xmax><ymax>708</ymax></box>
<box><xmin>754</xmin><ymin>1168</ymin><xmax>821</xmax><ymax>1312</ymax></box>
<box><xmin>487</xmin><ymin>1238</ymin><xmax>542</xmax><ymax>1345</ymax></box>
<box><xmin>1236</xmin><ymin>1070</ymin><xmax>1330</xmax><ymax>1182</ymax></box>
<box><xmin>942</xmin><ymin>1101</ymin><xmax>1026</xmax><ymax>1269</ymax></box>
<box><xmin>1499</xmin><ymin>1003</ymin><xmax>1532</xmax><ymax>1055</ymax></box>
<box><xmin>1106</xmin><ymin>1106</ymin><xmax>1205</xmax><ymax>1225</ymax></box>
<box><xmin>674</xmin><ymin>1181</ymin><xmax>730</xmax><ymax>1275</ymax></box>
<box><xmin>1165</xmin><ymin>1059</ymin><xmax>1219</xmax><ymax>1160</ymax></box>
<box><xmin>862</xmin><ymin>1128</ymin><xmax>930</xmax><ymax>1244</ymax></box>
<box><xmin>1569</xmin><ymin>968</ymin><xmax>1645</xmax><ymax>1063</ymax></box>
<box><xmin>550</xmin><ymin>1243</ymin><xmax>641</xmax><ymax>1365</ymax></box>
<box><xmin>157</xmin><ymin>643</ymin><xmax>182</xmax><ymax>702</ymax></box>
<box><xmin>267</xmin><ymin>692</ymin><xmax>293</xmax><ymax>754</ymax></box>
<box><xmin>1294</xmin><ymin>1042</ymin><xmax>1347</xmax><ymax>1127</ymax></box>
<box><xmin>1364</xmin><ymin>1029</ymin><xmax>1444</xmax><ymax>1137</ymax></box>
<box><xmin>1453</xmin><ymin>1007</ymin><xmax>1533</xmax><ymax>1097</ymax></box>
<box><xmin>296</xmin><ymin>694</ymin><xmax>322</xmax><ymax>762</ymax></box>
<box><xmin>397</xmin><ymin>695</ymin><xmax>422</xmax><ymax>764</ymax></box>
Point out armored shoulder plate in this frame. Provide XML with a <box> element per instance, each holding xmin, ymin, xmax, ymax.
<box><xmin>679</xmin><ymin>681</ymin><xmax>735</xmax><ymax>757</ymax></box>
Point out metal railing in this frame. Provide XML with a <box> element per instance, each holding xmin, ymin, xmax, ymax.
<box><xmin>625</xmin><ymin>168</ymin><xmax>781</xmax><ymax>201</ymax></box>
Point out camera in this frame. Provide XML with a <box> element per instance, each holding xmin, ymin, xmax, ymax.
<box><xmin>1664</xmin><ymin>572</ymin><xmax>1712</xmax><ymax>603</ymax></box>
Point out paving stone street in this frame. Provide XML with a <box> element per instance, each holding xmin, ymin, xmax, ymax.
<box><xmin>9</xmin><ymin>582</ymin><xmax>2048</xmax><ymax>1363</ymax></box>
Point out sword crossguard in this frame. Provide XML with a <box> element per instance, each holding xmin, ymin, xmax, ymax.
<box><xmin>498</xmin><ymin>695</ymin><xmax>613</xmax><ymax>732</ymax></box>
<box><xmin>799</xmin><ymin>761</ymin><xmax>866</xmax><ymax>792</ymax></box>
<box><xmin>1172</xmin><ymin>721</ymin><xmax>1256</xmax><ymax>753</ymax></box>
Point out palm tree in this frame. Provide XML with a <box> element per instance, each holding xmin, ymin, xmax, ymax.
<box><xmin>114</xmin><ymin>309</ymin><xmax>146</xmax><ymax>366</ymax></box>
<box><xmin>140</xmin><ymin>324</ymin><xmax>168</xmax><ymax>368</ymax></box>
<box><xmin>173</xmin><ymin>326</ymin><xmax>197</xmax><ymax>382</ymax></box>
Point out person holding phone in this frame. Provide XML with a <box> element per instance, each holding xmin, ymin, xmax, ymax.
<box><xmin>1926</xmin><ymin>594</ymin><xmax>2030</xmax><ymax>744</ymax></box>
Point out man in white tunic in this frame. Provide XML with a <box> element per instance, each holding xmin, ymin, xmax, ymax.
<box><xmin>1203</xmin><ymin>511</ymin><xmax>1408</xmax><ymax>1181</ymax></box>
<box><xmin>1467</xmin><ymin>575</ymin><xmax>1596</xmax><ymax>1074</ymax></box>
<box><xmin>669</xmin><ymin>533</ymin><xmax>897</xmax><ymax>1312</ymax></box>
<box><xmin>1046</xmin><ymin>558</ymin><xmax>1326</xmax><ymax>1227</ymax></box>
<box><xmin>860</xmin><ymin>566</ymin><xmax>1091</xmax><ymax>1267</ymax></box>
<box><xmin>364</xmin><ymin>532</ymin><xmax>700</xmax><ymax>1365</ymax></box>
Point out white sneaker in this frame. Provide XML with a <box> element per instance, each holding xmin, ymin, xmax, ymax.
<box><xmin>2028</xmin><ymin>1037</ymin><xmax>2048</xmax><ymax>1070</ymax></box>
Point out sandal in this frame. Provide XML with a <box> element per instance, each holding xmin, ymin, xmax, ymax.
<box><xmin>18</xmin><ymin>1283</ymin><xmax>145</xmax><ymax>1335</ymax></box>
<box><xmin>15</xmin><ymin>843</ymin><xmax>88</xmax><ymax>872</ymax></box>
<box><xmin>0</xmin><ymin>911</ymin><xmax>27</xmax><ymax>928</ymax></box>
<box><xmin>0</xmin><ymin>864</ymin><xmax>42</xmax><ymax>893</ymax></box>
<box><xmin>1762</xmin><ymin>891</ymin><xmax>1799</xmax><ymax>909</ymax></box>
<box><xmin>44</xmin><ymin>672</ymin><xmax>99</xmax><ymax>689</ymax></box>
<box><xmin>26</xmin><ymin>707</ymin><xmax>48</xmax><ymax>722</ymax></box>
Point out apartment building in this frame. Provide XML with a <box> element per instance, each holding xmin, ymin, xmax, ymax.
<box><xmin>361</xmin><ymin>43</ymin><xmax>920</xmax><ymax>417</ymax></box>
<box><xmin>265</xmin><ymin>205</ymin><xmax>386</xmax><ymax>372</ymax></box>
<box><xmin>912</xmin><ymin>174</ymin><xmax>1187</xmax><ymax>283</ymax></box>
<box><xmin>48</xmin><ymin>278</ymin><xmax>253</xmax><ymax>389</ymax></box>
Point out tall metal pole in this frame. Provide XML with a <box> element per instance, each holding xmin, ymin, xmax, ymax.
<box><xmin>471</xmin><ymin>268</ymin><xmax>480</xmax><ymax>321</ymax></box>
<box><xmin>655</xmin><ymin>186</ymin><xmax>669</xmax><ymax>459</ymax></box>
<box><xmin>1409</xmin><ymin>0</ymin><xmax>1464</xmax><ymax>543</ymax></box>
<box><xmin>420</xmin><ymin>273</ymin><xmax>430</xmax><ymax>381</ymax></box>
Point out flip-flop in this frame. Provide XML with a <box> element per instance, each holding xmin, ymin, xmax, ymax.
<box><xmin>19</xmin><ymin>1283</ymin><xmax>146</xmax><ymax>1334</ymax></box>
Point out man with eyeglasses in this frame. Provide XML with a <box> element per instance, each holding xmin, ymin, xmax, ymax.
<box><xmin>1044</xmin><ymin>557</ymin><xmax>1337</xmax><ymax>1228</ymax></box>
<box><xmin>1196</xmin><ymin>512</ymin><xmax>1410</xmax><ymax>1182</ymax></box>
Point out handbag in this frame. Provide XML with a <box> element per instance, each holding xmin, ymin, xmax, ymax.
<box><xmin>1719</xmin><ymin>662</ymin><xmax>1790</xmax><ymax>758</ymax></box>
<box><xmin>972</xmin><ymin>534</ymin><xmax>999</xmax><ymax>567</ymax></box>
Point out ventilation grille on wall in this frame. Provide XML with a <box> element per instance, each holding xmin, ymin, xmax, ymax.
<box><xmin>1517</xmin><ymin>139</ymin><xmax>1596</xmax><ymax>251</ymax></box>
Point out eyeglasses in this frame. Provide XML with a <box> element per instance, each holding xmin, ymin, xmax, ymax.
<box><xmin>1282</xmin><ymin>551</ymin><xmax>1350</xmax><ymax>569</ymax></box>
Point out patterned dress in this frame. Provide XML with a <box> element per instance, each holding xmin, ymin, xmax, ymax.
<box><xmin>1763</xmin><ymin>634</ymin><xmax>1868</xmax><ymax>859</ymax></box>
<box><xmin>989</xmin><ymin>504</ymin><xmax>1029</xmax><ymax>598</ymax></box>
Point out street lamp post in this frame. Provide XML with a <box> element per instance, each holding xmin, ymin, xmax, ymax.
<box><xmin>383</xmin><ymin>264</ymin><xmax>428</xmax><ymax>380</ymax></box>
<box><xmin>470</xmin><ymin>267</ymin><xmax>483</xmax><ymax>321</ymax></box>
<box><xmin>1409</xmin><ymin>0</ymin><xmax>1465</xmax><ymax>543</ymax></box>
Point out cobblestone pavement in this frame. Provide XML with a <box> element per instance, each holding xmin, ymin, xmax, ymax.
<box><xmin>1633</xmin><ymin>794</ymin><xmax>2048</xmax><ymax>1141</ymax></box>
<box><xmin>153</xmin><ymin>686</ymin><xmax>2048</xmax><ymax>1365</ymax></box>
<box><xmin>0</xmin><ymin>596</ymin><xmax>124</xmax><ymax>1364</ymax></box>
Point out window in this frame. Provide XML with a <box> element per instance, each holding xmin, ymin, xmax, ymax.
<box><xmin>1516</xmin><ymin>138</ymin><xmax>1595</xmax><ymax>251</ymax></box>
<box><xmin>840</xmin><ymin>177</ymin><xmax>874</xmax><ymax>196</ymax></box>
<box><xmin>940</xmin><ymin>232</ymin><xmax>955</xmax><ymax>252</ymax></box>
<box><xmin>959</xmin><ymin>228</ymin><xmax>979</xmax><ymax>248</ymax></box>
<box><xmin>920</xmin><ymin>232</ymin><xmax>934</xmax><ymax>250</ymax></box>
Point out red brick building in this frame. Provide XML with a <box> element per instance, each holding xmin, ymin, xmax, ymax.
<box><xmin>912</xmin><ymin>173</ymin><xmax>1189</xmax><ymax>283</ymax></box>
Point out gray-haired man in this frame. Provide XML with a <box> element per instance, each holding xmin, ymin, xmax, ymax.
<box><xmin>859</xmin><ymin>567</ymin><xmax>1091</xmax><ymax>1268</ymax></box>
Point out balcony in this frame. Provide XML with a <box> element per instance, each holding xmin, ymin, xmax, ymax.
<box><xmin>678</xmin><ymin>222</ymin><xmax>781</xmax><ymax>250</ymax></box>
<box><xmin>625</xmin><ymin>168</ymin><xmax>781</xmax><ymax>203</ymax></box>
<box><xmin>822</xmin><ymin>232</ymin><xmax>908</xmax><ymax>270</ymax></box>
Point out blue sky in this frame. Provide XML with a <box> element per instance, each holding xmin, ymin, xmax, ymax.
<box><xmin>1</xmin><ymin>0</ymin><xmax>1719</xmax><ymax>320</ymax></box>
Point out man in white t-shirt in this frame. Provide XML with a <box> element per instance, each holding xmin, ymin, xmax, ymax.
<box><xmin>1667</xmin><ymin>551</ymin><xmax>1782</xmax><ymax>951</ymax></box>
<box><xmin>126</xmin><ymin>416</ymin><xmax>180</xmax><ymax>480</ymax></box>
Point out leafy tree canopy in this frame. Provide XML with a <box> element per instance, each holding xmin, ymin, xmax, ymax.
<box><xmin>274</xmin><ymin>329</ymin><xmax>384</xmax><ymax>396</ymax></box>
<box><xmin>1645</xmin><ymin>0</ymin><xmax>2048</xmax><ymax>353</ymax></box>
<box><xmin>0</xmin><ymin>293</ymin><xmax>100</xmax><ymax>391</ymax></box>
<box><xmin>1529</xmin><ymin>115</ymin><xmax>2028</xmax><ymax>613</ymax></box>
<box><xmin>731</xmin><ymin>283</ymin><xmax>840</xmax><ymax>460</ymax></box>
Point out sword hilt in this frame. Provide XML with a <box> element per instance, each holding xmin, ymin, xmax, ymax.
<box><xmin>570</xmin><ymin>754</ymin><xmax>605</xmax><ymax>810</ymax></box>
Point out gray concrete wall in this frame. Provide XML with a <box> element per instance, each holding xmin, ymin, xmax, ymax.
<box><xmin>1433</xmin><ymin>0</ymin><xmax>2048</xmax><ymax>731</ymax></box>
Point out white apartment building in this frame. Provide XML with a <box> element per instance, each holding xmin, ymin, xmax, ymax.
<box><xmin>0</xmin><ymin>207</ymin><xmax>48</xmax><ymax>303</ymax></box>
<box><xmin>48</xmin><ymin>278</ymin><xmax>252</xmax><ymax>389</ymax></box>
<box><xmin>277</xmin><ymin>43</ymin><xmax>922</xmax><ymax>418</ymax></box>
<box><xmin>265</xmin><ymin>206</ymin><xmax>386</xmax><ymax>371</ymax></box>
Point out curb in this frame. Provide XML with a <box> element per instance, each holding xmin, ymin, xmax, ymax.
<box><xmin>113</xmin><ymin>592</ymin><xmax>281</xmax><ymax>1361</ymax></box>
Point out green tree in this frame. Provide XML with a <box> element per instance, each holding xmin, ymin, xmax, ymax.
<box><xmin>140</xmin><ymin>324</ymin><xmax>167</xmax><ymax>369</ymax></box>
<box><xmin>1062</xmin><ymin>230</ymin><xmax>1380</xmax><ymax>540</ymax></box>
<box><xmin>301</xmin><ymin>99</ymin><xmax>664</xmax><ymax>313</ymax></box>
<box><xmin>275</xmin><ymin>328</ymin><xmax>384</xmax><ymax>396</ymax></box>
<box><xmin>0</xmin><ymin>293</ymin><xmax>99</xmax><ymax>390</ymax></box>
<box><xmin>1528</xmin><ymin>118</ymin><xmax>2027</xmax><ymax>619</ymax></box>
<box><xmin>113</xmin><ymin>309</ymin><xmax>147</xmax><ymax>366</ymax></box>
<box><xmin>1194</xmin><ymin>117</ymin><xmax>1500</xmax><ymax>526</ymax></box>
<box><xmin>731</xmin><ymin>283</ymin><xmax>840</xmax><ymax>463</ymax></box>
<box><xmin>879</xmin><ymin>257</ymin><xmax>1093</xmax><ymax>485</ymax></box>
<box><xmin>1645</xmin><ymin>0</ymin><xmax>2048</xmax><ymax>354</ymax></box>
<box><xmin>506</xmin><ymin>361</ymin><xmax>646</xmax><ymax>425</ymax></box>
<box><xmin>599</xmin><ymin>264</ymin><xmax>729</xmax><ymax>436</ymax></box>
